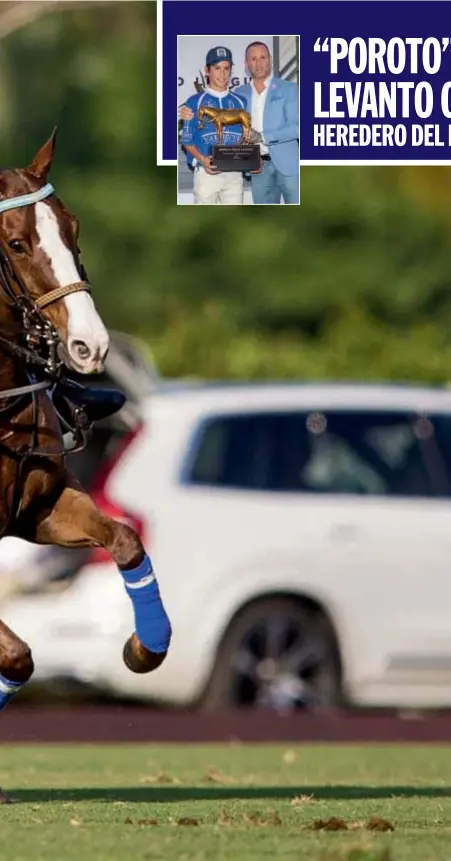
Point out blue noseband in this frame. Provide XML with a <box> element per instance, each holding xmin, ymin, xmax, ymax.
<box><xmin>0</xmin><ymin>183</ymin><xmax>55</xmax><ymax>214</ymax></box>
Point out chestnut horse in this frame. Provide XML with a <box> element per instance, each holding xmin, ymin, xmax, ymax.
<box><xmin>0</xmin><ymin>131</ymin><xmax>171</xmax><ymax>799</ymax></box>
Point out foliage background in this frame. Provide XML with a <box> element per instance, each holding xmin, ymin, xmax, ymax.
<box><xmin>2</xmin><ymin>0</ymin><xmax>451</xmax><ymax>383</ymax></box>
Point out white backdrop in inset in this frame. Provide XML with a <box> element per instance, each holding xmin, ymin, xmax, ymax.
<box><xmin>177</xmin><ymin>35</ymin><xmax>274</xmax><ymax>108</ymax></box>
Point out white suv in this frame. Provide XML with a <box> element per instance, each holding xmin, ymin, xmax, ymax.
<box><xmin>4</xmin><ymin>381</ymin><xmax>451</xmax><ymax>711</ymax></box>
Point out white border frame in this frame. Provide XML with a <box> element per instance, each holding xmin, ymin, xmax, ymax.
<box><xmin>157</xmin><ymin>0</ymin><xmax>449</xmax><ymax>167</ymax></box>
<box><xmin>156</xmin><ymin>0</ymin><xmax>168</xmax><ymax>165</ymax></box>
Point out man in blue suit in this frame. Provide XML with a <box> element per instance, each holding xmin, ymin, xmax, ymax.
<box><xmin>180</xmin><ymin>41</ymin><xmax>299</xmax><ymax>205</ymax></box>
<box><xmin>235</xmin><ymin>41</ymin><xmax>299</xmax><ymax>205</ymax></box>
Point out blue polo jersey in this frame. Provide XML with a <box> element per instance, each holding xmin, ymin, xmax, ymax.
<box><xmin>181</xmin><ymin>89</ymin><xmax>248</xmax><ymax>167</ymax></box>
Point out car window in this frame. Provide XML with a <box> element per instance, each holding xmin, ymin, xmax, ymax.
<box><xmin>189</xmin><ymin>414</ymin><xmax>284</xmax><ymax>489</ymax></box>
<box><xmin>186</xmin><ymin>408</ymin><xmax>451</xmax><ymax>497</ymax></box>
<box><xmin>300</xmin><ymin>432</ymin><xmax>387</xmax><ymax>495</ymax></box>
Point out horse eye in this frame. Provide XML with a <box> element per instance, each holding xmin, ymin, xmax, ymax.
<box><xmin>8</xmin><ymin>240</ymin><xmax>25</xmax><ymax>253</ymax></box>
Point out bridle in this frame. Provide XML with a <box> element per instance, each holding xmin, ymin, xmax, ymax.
<box><xmin>0</xmin><ymin>182</ymin><xmax>91</xmax><ymax>380</ymax></box>
<box><xmin>0</xmin><ymin>181</ymin><xmax>96</xmax><ymax>459</ymax></box>
<box><xmin>0</xmin><ymin>178</ymin><xmax>123</xmax><ymax>539</ymax></box>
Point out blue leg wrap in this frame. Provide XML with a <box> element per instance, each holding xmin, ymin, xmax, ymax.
<box><xmin>0</xmin><ymin>673</ymin><xmax>25</xmax><ymax>712</ymax></box>
<box><xmin>120</xmin><ymin>554</ymin><xmax>172</xmax><ymax>653</ymax></box>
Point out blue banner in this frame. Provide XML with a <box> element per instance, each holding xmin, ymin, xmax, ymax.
<box><xmin>159</xmin><ymin>0</ymin><xmax>451</xmax><ymax>165</ymax></box>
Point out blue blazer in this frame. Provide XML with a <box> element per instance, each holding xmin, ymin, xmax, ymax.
<box><xmin>234</xmin><ymin>77</ymin><xmax>299</xmax><ymax>176</ymax></box>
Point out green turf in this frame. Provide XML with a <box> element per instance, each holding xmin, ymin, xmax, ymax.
<box><xmin>0</xmin><ymin>743</ymin><xmax>449</xmax><ymax>860</ymax></box>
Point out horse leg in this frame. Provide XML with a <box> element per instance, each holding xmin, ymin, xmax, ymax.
<box><xmin>0</xmin><ymin>620</ymin><xmax>34</xmax><ymax>802</ymax></box>
<box><xmin>215</xmin><ymin>120</ymin><xmax>223</xmax><ymax>146</ymax></box>
<box><xmin>16</xmin><ymin>481</ymin><xmax>172</xmax><ymax>674</ymax></box>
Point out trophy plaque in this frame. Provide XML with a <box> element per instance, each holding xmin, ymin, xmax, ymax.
<box><xmin>212</xmin><ymin>143</ymin><xmax>261</xmax><ymax>172</ymax></box>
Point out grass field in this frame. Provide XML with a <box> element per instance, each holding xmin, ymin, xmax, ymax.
<box><xmin>0</xmin><ymin>743</ymin><xmax>450</xmax><ymax>860</ymax></box>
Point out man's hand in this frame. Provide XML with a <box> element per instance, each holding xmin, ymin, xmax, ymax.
<box><xmin>202</xmin><ymin>156</ymin><xmax>219</xmax><ymax>175</ymax></box>
<box><xmin>242</xmin><ymin>128</ymin><xmax>252</xmax><ymax>143</ymax></box>
<box><xmin>180</xmin><ymin>105</ymin><xmax>194</xmax><ymax>121</ymax></box>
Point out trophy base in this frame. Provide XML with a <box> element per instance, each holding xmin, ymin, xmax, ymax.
<box><xmin>212</xmin><ymin>144</ymin><xmax>261</xmax><ymax>173</ymax></box>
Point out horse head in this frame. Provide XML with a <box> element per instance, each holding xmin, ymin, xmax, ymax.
<box><xmin>0</xmin><ymin>129</ymin><xmax>109</xmax><ymax>375</ymax></box>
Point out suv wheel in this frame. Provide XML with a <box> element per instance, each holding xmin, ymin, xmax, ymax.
<box><xmin>201</xmin><ymin>597</ymin><xmax>341</xmax><ymax>711</ymax></box>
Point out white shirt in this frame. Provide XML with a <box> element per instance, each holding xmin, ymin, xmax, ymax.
<box><xmin>205</xmin><ymin>87</ymin><xmax>229</xmax><ymax>100</ymax></box>
<box><xmin>251</xmin><ymin>75</ymin><xmax>273</xmax><ymax>155</ymax></box>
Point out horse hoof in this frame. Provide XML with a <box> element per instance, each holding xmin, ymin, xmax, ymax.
<box><xmin>122</xmin><ymin>633</ymin><xmax>167</xmax><ymax>674</ymax></box>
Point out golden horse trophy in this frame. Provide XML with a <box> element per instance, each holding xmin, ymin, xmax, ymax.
<box><xmin>197</xmin><ymin>105</ymin><xmax>261</xmax><ymax>172</ymax></box>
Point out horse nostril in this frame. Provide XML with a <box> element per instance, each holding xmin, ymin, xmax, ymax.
<box><xmin>71</xmin><ymin>340</ymin><xmax>91</xmax><ymax>361</ymax></box>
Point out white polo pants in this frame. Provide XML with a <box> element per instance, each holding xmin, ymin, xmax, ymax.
<box><xmin>193</xmin><ymin>166</ymin><xmax>243</xmax><ymax>205</ymax></box>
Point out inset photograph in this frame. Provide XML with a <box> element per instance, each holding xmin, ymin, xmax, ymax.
<box><xmin>177</xmin><ymin>36</ymin><xmax>299</xmax><ymax>205</ymax></box>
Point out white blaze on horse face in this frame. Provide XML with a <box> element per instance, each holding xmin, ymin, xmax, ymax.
<box><xmin>35</xmin><ymin>202</ymin><xmax>109</xmax><ymax>373</ymax></box>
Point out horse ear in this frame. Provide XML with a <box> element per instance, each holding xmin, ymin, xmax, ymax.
<box><xmin>28</xmin><ymin>127</ymin><xmax>58</xmax><ymax>179</ymax></box>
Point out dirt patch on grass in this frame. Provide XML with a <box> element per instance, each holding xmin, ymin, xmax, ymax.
<box><xmin>307</xmin><ymin>817</ymin><xmax>395</xmax><ymax>833</ymax></box>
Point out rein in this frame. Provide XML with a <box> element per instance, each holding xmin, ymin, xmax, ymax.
<box><xmin>0</xmin><ymin>379</ymin><xmax>49</xmax><ymax>400</ymax></box>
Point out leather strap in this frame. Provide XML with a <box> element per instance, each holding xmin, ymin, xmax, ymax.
<box><xmin>35</xmin><ymin>280</ymin><xmax>91</xmax><ymax>310</ymax></box>
<box><xmin>0</xmin><ymin>379</ymin><xmax>50</xmax><ymax>399</ymax></box>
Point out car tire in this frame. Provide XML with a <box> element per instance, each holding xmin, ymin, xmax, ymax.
<box><xmin>200</xmin><ymin>597</ymin><xmax>342</xmax><ymax>711</ymax></box>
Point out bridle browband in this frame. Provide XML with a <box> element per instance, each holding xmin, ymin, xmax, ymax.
<box><xmin>0</xmin><ymin>181</ymin><xmax>91</xmax><ymax>314</ymax></box>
